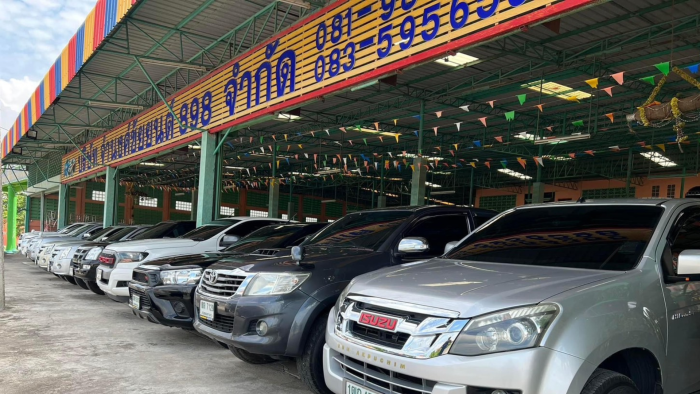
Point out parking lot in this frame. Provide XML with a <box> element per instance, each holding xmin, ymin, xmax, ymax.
<box><xmin>0</xmin><ymin>254</ymin><xmax>307</xmax><ymax>394</ymax></box>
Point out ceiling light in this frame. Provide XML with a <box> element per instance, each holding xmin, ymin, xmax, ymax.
<box><xmin>534</xmin><ymin>134</ymin><xmax>590</xmax><ymax>145</ymax></box>
<box><xmin>276</xmin><ymin>113</ymin><xmax>301</xmax><ymax>122</ymax></box>
<box><xmin>514</xmin><ymin>132</ymin><xmax>538</xmax><ymax>141</ymax></box>
<box><xmin>317</xmin><ymin>169</ymin><xmax>340</xmax><ymax>175</ymax></box>
<box><xmin>139</xmin><ymin>58</ymin><xmax>209</xmax><ymax>72</ymax></box>
<box><xmin>640</xmin><ymin>152</ymin><xmax>678</xmax><ymax>167</ymax></box>
<box><xmin>87</xmin><ymin>101</ymin><xmax>144</xmax><ymax>111</ymax></box>
<box><xmin>425</xmin><ymin>182</ymin><xmax>442</xmax><ymax>188</ymax></box>
<box><xmin>397</xmin><ymin>152</ymin><xmax>444</xmax><ymax>161</ymax></box>
<box><xmin>225</xmin><ymin>166</ymin><xmax>245</xmax><ymax>170</ymax></box>
<box><xmin>347</xmin><ymin>126</ymin><xmax>399</xmax><ymax>137</ymax></box>
<box><xmin>188</xmin><ymin>145</ymin><xmax>201</xmax><ymax>150</ymax></box>
<box><xmin>141</xmin><ymin>162</ymin><xmax>165</xmax><ymax>167</ymax></box>
<box><xmin>431</xmin><ymin>190</ymin><xmax>455</xmax><ymax>195</ymax></box>
<box><xmin>541</xmin><ymin>154</ymin><xmax>572</xmax><ymax>161</ymax></box>
<box><xmin>522</xmin><ymin>80</ymin><xmax>592</xmax><ymax>102</ymax></box>
<box><xmin>321</xmin><ymin>199</ymin><xmax>336</xmax><ymax>203</ymax></box>
<box><xmin>498</xmin><ymin>168</ymin><xmax>532</xmax><ymax>180</ymax></box>
<box><xmin>435</xmin><ymin>53</ymin><xmax>479</xmax><ymax>67</ymax></box>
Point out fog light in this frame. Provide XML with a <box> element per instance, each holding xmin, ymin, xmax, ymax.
<box><xmin>256</xmin><ymin>320</ymin><xmax>269</xmax><ymax>336</ymax></box>
<box><xmin>173</xmin><ymin>301</ymin><xmax>186</xmax><ymax>314</ymax></box>
<box><xmin>492</xmin><ymin>391</ymin><xmax>508</xmax><ymax>394</ymax></box>
<box><xmin>57</xmin><ymin>264</ymin><xmax>62</xmax><ymax>269</ymax></box>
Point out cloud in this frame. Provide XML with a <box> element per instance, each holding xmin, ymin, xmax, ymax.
<box><xmin>0</xmin><ymin>0</ymin><xmax>96</xmax><ymax>134</ymax></box>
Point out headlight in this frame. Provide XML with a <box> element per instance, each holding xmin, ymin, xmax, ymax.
<box><xmin>116</xmin><ymin>252</ymin><xmax>148</xmax><ymax>264</ymax></box>
<box><xmin>60</xmin><ymin>248</ymin><xmax>72</xmax><ymax>259</ymax></box>
<box><xmin>449</xmin><ymin>304</ymin><xmax>558</xmax><ymax>356</ymax></box>
<box><xmin>334</xmin><ymin>280</ymin><xmax>355</xmax><ymax>313</ymax></box>
<box><xmin>161</xmin><ymin>269</ymin><xmax>202</xmax><ymax>285</ymax></box>
<box><xmin>85</xmin><ymin>247</ymin><xmax>103</xmax><ymax>261</ymax></box>
<box><xmin>243</xmin><ymin>273</ymin><xmax>310</xmax><ymax>296</ymax></box>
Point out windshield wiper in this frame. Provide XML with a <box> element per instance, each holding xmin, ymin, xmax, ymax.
<box><xmin>308</xmin><ymin>241</ymin><xmax>372</xmax><ymax>251</ymax></box>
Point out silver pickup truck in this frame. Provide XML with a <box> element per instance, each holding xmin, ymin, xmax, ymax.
<box><xmin>324</xmin><ymin>199</ymin><xmax>700</xmax><ymax>394</ymax></box>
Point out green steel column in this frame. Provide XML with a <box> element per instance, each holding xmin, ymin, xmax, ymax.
<box><xmin>410</xmin><ymin>101</ymin><xmax>427</xmax><ymax>206</ymax></box>
<box><xmin>39</xmin><ymin>192</ymin><xmax>45</xmax><ymax>231</ymax></box>
<box><xmin>268</xmin><ymin>142</ymin><xmax>279</xmax><ymax>218</ymax></box>
<box><xmin>57</xmin><ymin>183</ymin><xmax>69</xmax><ymax>229</ymax></box>
<box><xmin>377</xmin><ymin>164</ymin><xmax>386</xmax><ymax>208</ymax></box>
<box><xmin>24</xmin><ymin>196</ymin><xmax>31</xmax><ymax>233</ymax></box>
<box><xmin>469</xmin><ymin>167</ymin><xmax>475</xmax><ymax>206</ymax></box>
<box><xmin>190</xmin><ymin>190</ymin><xmax>198</xmax><ymax>221</ymax></box>
<box><xmin>418</xmin><ymin>100</ymin><xmax>425</xmax><ymax>154</ymax></box>
<box><xmin>197</xmin><ymin>131</ymin><xmax>219</xmax><ymax>226</ymax></box>
<box><xmin>103</xmin><ymin>167</ymin><xmax>119</xmax><ymax>227</ymax></box>
<box><xmin>6</xmin><ymin>185</ymin><xmax>17</xmax><ymax>252</ymax></box>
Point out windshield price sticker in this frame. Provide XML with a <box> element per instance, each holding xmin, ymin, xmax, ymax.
<box><xmin>459</xmin><ymin>228</ymin><xmax>654</xmax><ymax>255</ymax></box>
<box><xmin>61</xmin><ymin>0</ymin><xmax>579</xmax><ymax>182</ymax></box>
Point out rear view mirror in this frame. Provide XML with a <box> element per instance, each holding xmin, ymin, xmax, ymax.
<box><xmin>677</xmin><ymin>250</ymin><xmax>700</xmax><ymax>275</ymax></box>
<box><xmin>221</xmin><ymin>235</ymin><xmax>240</xmax><ymax>246</ymax></box>
<box><xmin>444</xmin><ymin>241</ymin><xmax>459</xmax><ymax>255</ymax></box>
<box><xmin>398</xmin><ymin>237</ymin><xmax>429</xmax><ymax>253</ymax></box>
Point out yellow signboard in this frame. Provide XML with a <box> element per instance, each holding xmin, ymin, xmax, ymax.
<box><xmin>62</xmin><ymin>0</ymin><xmax>592</xmax><ymax>182</ymax></box>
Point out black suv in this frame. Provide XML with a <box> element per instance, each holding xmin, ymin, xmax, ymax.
<box><xmin>192</xmin><ymin>206</ymin><xmax>495</xmax><ymax>393</ymax></box>
<box><xmin>72</xmin><ymin>220</ymin><xmax>196</xmax><ymax>295</ymax></box>
<box><xmin>128</xmin><ymin>223</ymin><xmax>327</xmax><ymax>329</ymax></box>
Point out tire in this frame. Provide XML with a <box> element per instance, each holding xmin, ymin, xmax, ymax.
<box><xmin>582</xmin><ymin>369</ymin><xmax>640</xmax><ymax>394</ymax></box>
<box><xmin>229</xmin><ymin>346</ymin><xmax>276</xmax><ymax>364</ymax></box>
<box><xmin>297</xmin><ymin>313</ymin><xmax>333</xmax><ymax>394</ymax></box>
<box><xmin>75</xmin><ymin>278</ymin><xmax>90</xmax><ymax>290</ymax></box>
<box><xmin>87</xmin><ymin>281</ymin><xmax>105</xmax><ymax>295</ymax></box>
<box><xmin>65</xmin><ymin>276</ymin><xmax>77</xmax><ymax>285</ymax></box>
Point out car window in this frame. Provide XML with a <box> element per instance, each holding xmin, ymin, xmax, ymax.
<box><xmin>85</xmin><ymin>227</ymin><xmax>113</xmax><ymax>241</ymax></box>
<box><xmin>404</xmin><ymin>215</ymin><xmax>469</xmax><ymax>256</ymax></box>
<box><xmin>447</xmin><ymin>205</ymin><xmax>664</xmax><ymax>271</ymax></box>
<box><xmin>181</xmin><ymin>225</ymin><xmax>229</xmax><ymax>241</ymax></box>
<box><xmin>664</xmin><ymin>210</ymin><xmax>700</xmax><ymax>276</ymax></box>
<box><xmin>66</xmin><ymin>224</ymin><xmax>91</xmax><ymax>236</ymax></box>
<box><xmin>226</xmin><ymin>220</ymin><xmax>277</xmax><ymax>238</ymax></box>
<box><xmin>173</xmin><ymin>221</ymin><xmax>197</xmax><ymax>236</ymax></box>
<box><xmin>472</xmin><ymin>213</ymin><xmax>495</xmax><ymax>229</ymax></box>
<box><xmin>105</xmin><ymin>227</ymin><xmax>136</xmax><ymax>241</ymax></box>
<box><xmin>307</xmin><ymin>211</ymin><xmax>412</xmax><ymax>251</ymax></box>
<box><xmin>130</xmin><ymin>222</ymin><xmax>175</xmax><ymax>240</ymax></box>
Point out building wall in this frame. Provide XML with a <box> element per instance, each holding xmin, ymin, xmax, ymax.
<box><xmin>475</xmin><ymin>176</ymin><xmax>699</xmax><ymax>211</ymax></box>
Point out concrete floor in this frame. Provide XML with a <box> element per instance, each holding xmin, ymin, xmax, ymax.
<box><xmin>0</xmin><ymin>253</ymin><xmax>309</xmax><ymax>394</ymax></box>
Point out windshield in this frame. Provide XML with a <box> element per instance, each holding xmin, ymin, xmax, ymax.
<box><xmin>224</xmin><ymin>225</ymin><xmax>305</xmax><ymax>253</ymax></box>
<box><xmin>131</xmin><ymin>222</ymin><xmax>175</xmax><ymax>240</ymax></box>
<box><xmin>446</xmin><ymin>205</ymin><xmax>663</xmax><ymax>271</ymax></box>
<box><xmin>66</xmin><ymin>224</ymin><xmax>91</xmax><ymax>236</ymax></box>
<box><xmin>180</xmin><ymin>224</ymin><xmax>229</xmax><ymax>241</ymax></box>
<box><xmin>307</xmin><ymin>210</ymin><xmax>412</xmax><ymax>250</ymax></box>
<box><xmin>86</xmin><ymin>227</ymin><xmax>113</xmax><ymax>241</ymax></box>
<box><xmin>104</xmin><ymin>227</ymin><xmax>136</xmax><ymax>242</ymax></box>
<box><xmin>58</xmin><ymin>223</ymin><xmax>82</xmax><ymax>234</ymax></box>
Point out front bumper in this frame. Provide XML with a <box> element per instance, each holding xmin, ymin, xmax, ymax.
<box><xmin>324</xmin><ymin>312</ymin><xmax>592</xmax><ymax>394</ymax></box>
<box><xmin>50</xmin><ymin>257</ymin><xmax>74</xmax><ymax>276</ymax></box>
<box><xmin>193</xmin><ymin>289</ymin><xmax>310</xmax><ymax>357</ymax></box>
<box><xmin>96</xmin><ymin>263</ymin><xmax>140</xmax><ymax>302</ymax></box>
<box><xmin>73</xmin><ymin>260</ymin><xmax>99</xmax><ymax>282</ymax></box>
<box><xmin>128</xmin><ymin>282</ymin><xmax>197</xmax><ymax>329</ymax></box>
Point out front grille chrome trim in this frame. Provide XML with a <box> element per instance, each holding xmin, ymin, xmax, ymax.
<box><xmin>347</xmin><ymin>295</ymin><xmax>459</xmax><ymax>318</ymax></box>
<box><xmin>196</xmin><ymin>268</ymin><xmax>250</xmax><ymax>300</ymax></box>
<box><xmin>335</xmin><ymin>354</ymin><xmax>434</xmax><ymax>394</ymax></box>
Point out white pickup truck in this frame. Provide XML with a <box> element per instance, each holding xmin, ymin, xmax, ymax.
<box><xmin>96</xmin><ymin>217</ymin><xmax>289</xmax><ymax>302</ymax></box>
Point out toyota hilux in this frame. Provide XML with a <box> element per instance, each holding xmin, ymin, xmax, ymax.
<box><xmin>73</xmin><ymin>220</ymin><xmax>196</xmax><ymax>295</ymax></box>
<box><xmin>324</xmin><ymin>199</ymin><xmax>700</xmax><ymax>394</ymax></box>
<box><xmin>128</xmin><ymin>222</ymin><xmax>327</xmax><ymax>329</ymax></box>
<box><xmin>193</xmin><ymin>206</ymin><xmax>495</xmax><ymax>394</ymax></box>
<box><xmin>97</xmin><ymin>217</ymin><xmax>287</xmax><ymax>302</ymax></box>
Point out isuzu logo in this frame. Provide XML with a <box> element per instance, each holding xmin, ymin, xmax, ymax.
<box><xmin>358</xmin><ymin>311</ymin><xmax>399</xmax><ymax>332</ymax></box>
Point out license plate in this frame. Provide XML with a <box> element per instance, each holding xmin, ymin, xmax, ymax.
<box><xmin>69</xmin><ymin>267</ymin><xmax>74</xmax><ymax>276</ymax></box>
<box><xmin>96</xmin><ymin>269</ymin><xmax>102</xmax><ymax>281</ymax></box>
<box><xmin>345</xmin><ymin>381</ymin><xmax>378</xmax><ymax>394</ymax></box>
<box><xmin>200</xmin><ymin>300</ymin><xmax>215</xmax><ymax>321</ymax></box>
<box><xmin>130</xmin><ymin>295</ymin><xmax>140</xmax><ymax>309</ymax></box>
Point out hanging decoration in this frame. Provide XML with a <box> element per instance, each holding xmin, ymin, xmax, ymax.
<box><xmin>611</xmin><ymin>72</ymin><xmax>625</xmax><ymax>85</ymax></box>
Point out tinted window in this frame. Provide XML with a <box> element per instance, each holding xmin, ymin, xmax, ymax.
<box><xmin>59</xmin><ymin>223</ymin><xmax>82</xmax><ymax>233</ymax></box>
<box><xmin>404</xmin><ymin>215</ymin><xmax>469</xmax><ymax>257</ymax></box>
<box><xmin>172</xmin><ymin>221</ymin><xmax>197</xmax><ymax>237</ymax></box>
<box><xmin>66</xmin><ymin>224</ymin><xmax>92</xmax><ymax>236</ymax></box>
<box><xmin>86</xmin><ymin>227</ymin><xmax>115</xmax><ymax>241</ymax></box>
<box><xmin>665</xmin><ymin>210</ymin><xmax>700</xmax><ymax>276</ymax></box>
<box><xmin>307</xmin><ymin>211</ymin><xmax>412</xmax><ymax>250</ymax></box>
<box><xmin>226</xmin><ymin>220</ymin><xmax>277</xmax><ymax>238</ymax></box>
<box><xmin>473</xmin><ymin>213</ymin><xmax>495</xmax><ymax>229</ymax></box>
<box><xmin>132</xmin><ymin>222</ymin><xmax>189</xmax><ymax>240</ymax></box>
<box><xmin>447</xmin><ymin>205</ymin><xmax>663</xmax><ymax>271</ymax></box>
<box><xmin>225</xmin><ymin>225</ymin><xmax>312</xmax><ymax>253</ymax></box>
<box><xmin>104</xmin><ymin>227</ymin><xmax>137</xmax><ymax>242</ymax></box>
<box><xmin>181</xmin><ymin>225</ymin><xmax>229</xmax><ymax>240</ymax></box>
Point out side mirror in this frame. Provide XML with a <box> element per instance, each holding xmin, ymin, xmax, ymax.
<box><xmin>677</xmin><ymin>250</ymin><xmax>700</xmax><ymax>275</ymax></box>
<box><xmin>444</xmin><ymin>241</ymin><xmax>459</xmax><ymax>255</ymax></box>
<box><xmin>82</xmin><ymin>233</ymin><xmax>91</xmax><ymax>239</ymax></box>
<box><xmin>398</xmin><ymin>237</ymin><xmax>430</xmax><ymax>253</ymax></box>
<box><xmin>221</xmin><ymin>235</ymin><xmax>240</xmax><ymax>246</ymax></box>
<box><xmin>100</xmin><ymin>236</ymin><xmax>109</xmax><ymax>242</ymax></box>
<box><xmin>291</xmin><ymin>245</ymin><xmax>304</xmax><ymax>262</ymax></box>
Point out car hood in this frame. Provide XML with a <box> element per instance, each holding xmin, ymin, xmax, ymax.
<box><xmin>38</xmin><ymin>235</ymin><xmax>79</xmax><ymax>243</ymax></box>
<box><xmin>139</xmin><ymin>252</ymin><xmax>232</xmax><ymax>268</ymax></box>
<box><xmin>104</xmin><ymin>238</ymin><xmax>199</xmax><ymax>252</ymax></box>
<box><xmin>50</xmin><ymin>239</ymin><xmax>90</xmax><ymax>247</ymax></box>
<box><xmin>349</xmin><ymin>259</ymin><xmax>624</xmax><ymax>318</ymax></box>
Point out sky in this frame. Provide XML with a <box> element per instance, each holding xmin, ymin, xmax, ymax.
<box><xmin>0</xmin><ymin>0</ymin><xmax>97</xmax><ymax>135</ymax></box>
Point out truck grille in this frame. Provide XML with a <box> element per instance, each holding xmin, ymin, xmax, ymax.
<box><xmin>72</xmin><ymin>247</ymin><xmax>91</xmax><ymax>263</ymax></box>
<box><xmin>129</xmin><ymin>288</ymin><xmax>152</xmax><ymax>310</ymax></box>
<box><xmin>198</xmin><ymin>269</ymin><xmax>247</xmax><ymax>298</ymax></box>
<box><xmin>197</xmin><ymin>308</ymin><xmax>235</xmax><ymax>332</ymax></box>
<box><xmin>250</xmin><ymin>248</ymin><xmax>280</xmax><ymax>256</ymax></box>
<box><xmin>335</xmin><ymin>353</ymin><xmax>435</xmax><ymax>394</ymax></box>
<box><xmin>349</xmin><ymin>322</ymin><xmax>411</xmax><ymax>349</ymax></box>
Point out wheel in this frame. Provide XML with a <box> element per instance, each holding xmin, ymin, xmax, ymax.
<box><xmin>229</xmin><ymin>346</ymin><xmax>276</xmax><ymax>364</ymax></box>
<box><xmin>75</xmin><ymin>278</ymin><xmax>90</xmax><ymax>290</ymax></box>
<box><xmin>65</xmin><ymin>276</ymin><xmax>77</xmax><ymax>285</ymax></box>
<box><xmin>87</xmin><ymin>281</ymin><xmax>105</xmax><ymax>295</ymax></box>
<box><xmin>297</xmin><ymin>313</ymin><xmax>333</xmax><ymax>394</ymax></box>
<box><xmin>582</xmin><ymin>369</ymin><xmax>640</xmax><ymax>394</ymax></box>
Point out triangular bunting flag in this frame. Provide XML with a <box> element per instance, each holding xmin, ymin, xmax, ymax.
<box><xmin>395</xmin><ymin>134</ymin><xmax>399</xmax><ymax>143</ymax></box>
<box><xmin>585</xmin><ymin>78</ymin><xmax>599</xmax><ymax>89</ymax></box>
<box><xmin>566</xmin><ymin>96</ymin><xmax>580</xmax><ymax>103</ymax></box>
<box><xmin>484</xmin><ymin>161</ymin><xmax>491</xmax><ymax>169</ymax></box>
<box><xmin>572</xmin><ymin>120</ymin><xmax>584</xmax><ymax>127</ymax></box>
<box><xmin>363</xmin><ymin>138</ymin><xmax>367</xmax><ymax>145</ymax></box>
<box><xmin>545</xmin><ymin>126</ymin><xmax>553</xmax><ymax>132</ymax></box>
<box><xmin>474</xmin><ymin>140</ymin><xmax>481</xmax><ymax>147</ymax></box>
<box><xmin>500</xmin><ymin>159</ymin><xmax>508</xmax><ymax>169</ymax></box>
<box><xmin>433</xmin><ymin>127</ymin><xmax>438</xmax><ymax>136</ymax></box>
<box><xmin>393</xmin><ymin>119</ymin><xmax>398</xmax><ymax>125</ymax></box>
<box><xmin>517</xmin><ymin>157</ymin><xmax>527</xmax><ymax>169</ymax></box>
<box><xmin>495</xmin><ymin>136</ymin><xmax>503</xmax><ymax>143</ymax></box>
<box><xmin>470</xmin><ymin>162</ymin><xmax>476</xmax><ymax>168</ymax></box>
<box><xmin>689</xmin><ymin>64</ymin><xmax>699</xmax><ymax>74</ymax></box>
<box><xmin>535</xmin><ymin>157</ymin><xmax>544</xmax><ymax>167</ymax></box>
<box><xmin>640</xmin><ymin>76</ymin><xmax>656</xmax><ymax>86</ymax></box>
<box><xmin>460</xmin><ymin>105</ymin><xmax>470</xmax><ymax>112</ymax></box>
<box><xmin>478</xmin><ymin>117</ymin><xmax>487</xmax><ymax>127</ymax></box>
<box><xmin>584</xmin><ymin>150</ymin><xmax>594</xmax><ymax>156</ymax></box>
<box><xmin>453</xmin><ymin>143</ymin><xmax>459</xmax><ymax>151</ymax></box>
<box><xmin>379</xmin><ymin>136</ymin><xmax>384</xmax><ymax>143</ymax></box>
<box><xmin>374</xmin><ymin>122</ymin><xmax>380</xmax><ymax>131</ymax></box>
<box><xmin>606</xmin><ymin>113</ymin><xmax>614</xmax><ymax>123</ymax></box>
<box><xmin>603</xmin><ymin>87</ymin><xmax>613</xmax><ymax>97</ymax></box>
<box><xmin>488</xmin><ymin>100</ymin><xmax>495</xmax><ymax>108</ymax></box>
<box><xmin>611</xmin><ymin>72</ymin><xmax>624</xmax><ymax>85</ymax></box>
<box><xmin>455</xmin><ymin>122</ymin><xmax>462</xmax><ymax>131</ymax></box>
<box><xmin>517</xmin><ymin>94</ymin><xmax>527</xmax><ymax>105</ymax></box>
<box><xmin>656</xmin><ymin>143</ymin><xmax>666</xmax><ymax>152</ymax></box>
<box><xmin>340</xmin><ymin>127</ymin><xmax>346</xmax><ymax>133</ymax></box>
<box><xmin>536</xmin><ymin>104</ymin><xmax>544</xmax><ymax>112</ymax></box>
<box><xmin>505</xmin><ymin>111</ymin><xmax>515</xmax><ymax>121</ymax></box>
<box><xmin>655</xmin><ymin>62</ymin><xmax>670</xmax><ymax>76</ymax></box>
<box><xmin>435</xmin><ymin>111</ymin><xmax>442</xmax><ymax>118</ymax></box>
<box><xmin>568</xmin><ymin>153</ymin><xmax>576</xmax><ymax>159</ymax></box>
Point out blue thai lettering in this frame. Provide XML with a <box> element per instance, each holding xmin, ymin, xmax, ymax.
<box><xmin>224</xmin><ymin>64</ymin><xmax>239</xmax><ymax>116</ymax></box>
<box><xmin>239</xmin><ymin>71</ymin><xmax>252</xmax><ymax>109</ymax></box>
<box><xmin>276</xmin><ymin>49</ymin><xmax>296</xmax><ymax>98</ymax></box>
